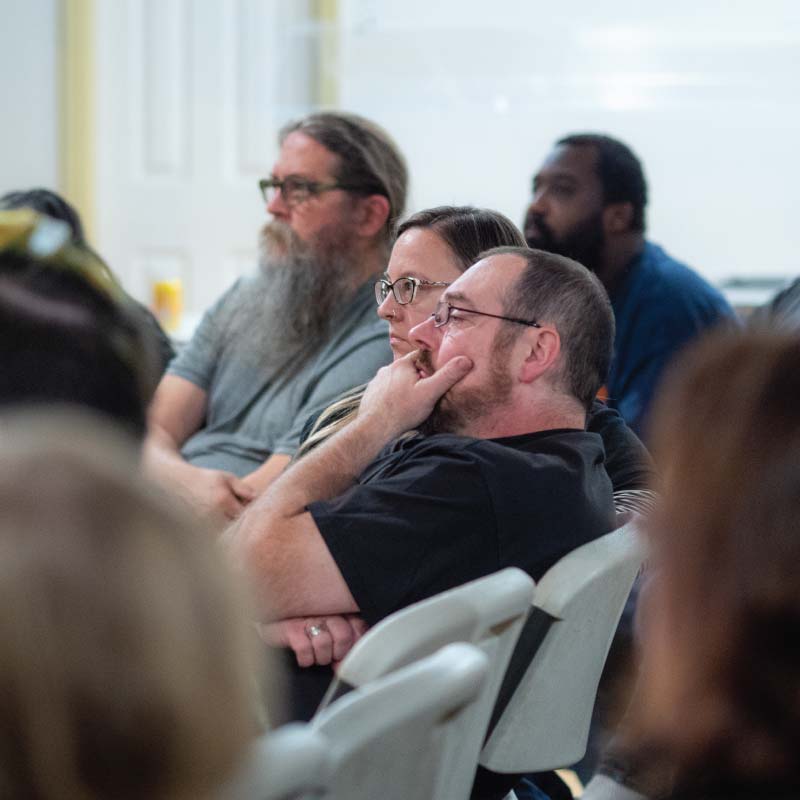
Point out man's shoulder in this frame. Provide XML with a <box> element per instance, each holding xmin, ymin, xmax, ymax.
<box><xmin>622</xmin><ymin>241</ymin><xmax>734</xmax><ymax>326</ymax></box>
<box><xmin>383</xmin><ymin>428</ymin><xmax>604</xmax><ymax>471</ymax></box>
<box><xmin>320</xmin><ymin>281</ymin><xmax>390</xmax><ymax>351</ymax></box>
<box><xmin>639</xmin><ymin>242</ymin><xmax>730</xmax><ymax>305</ymax></box>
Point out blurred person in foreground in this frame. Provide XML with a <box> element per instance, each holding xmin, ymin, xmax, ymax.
<box><xmin>0</xmin><ymin>412</ymin><xmax>266</xmax><ymax>799</ymax></box>
<box><xmin>623</xmin><ymin>332</ymin><xmax>800</xmax><ymax>799</ymax></box>
<box><xmin>0</xmin><ymin>209</ymin><xmax>159</xmax><ymax>439</ymax></box>
<box><xmin>0</xmin><ymin>187</ymin><xmax>175</xmax><ymax>372</ymax></box>
<box><xmin>144</xmin><ymin>112</ymin><xmax>405</xmax><ymax>525</ymax></box>
<box><xmin>524</xmin><ymin>134</ymin><xmax>736</xmax><ymax>437</ymax></box>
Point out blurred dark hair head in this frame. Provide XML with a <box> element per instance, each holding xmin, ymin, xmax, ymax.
<box><xmin>0</xmin><ymin>212</ymin><xmax>159</xmax><ymax>438</ymax></box>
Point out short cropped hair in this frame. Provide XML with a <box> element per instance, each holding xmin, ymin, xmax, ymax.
<box><xmin>557</xmin><ymin>133</ymin><xmax>648</xmax><ymax>232</ymax></box>
<box><xmin>484</xmin><ymin>246</ymin><xmax>615</xmax><ymax>409</ymax></box>
<box><xmin>396</xmin><ymin>205</ymin><xmax>525</xmax><ymax>269</ymax></box>
<box><xmin>0</xmin><ymin>414</ymin><xmax>260</xmax><ymax>798</ymax></box>
<box><xmin>281</xmin><ymin>112</ymin><xmax>408</xmax><ymax>251</ymax></box>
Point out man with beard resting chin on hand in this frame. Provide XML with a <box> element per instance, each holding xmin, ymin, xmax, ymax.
<box><xmin>224</xmin><ymin>247</ymin><xmax>618</xmax><ymax>734</ymax></box>
<box><xmin>144</xmin><ymin>112</ymin><xmax>406</xmax><ymax>525</ymax></box>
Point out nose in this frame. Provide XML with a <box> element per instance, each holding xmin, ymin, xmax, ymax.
<box><xmin>527</xmin><ymin>189</ymin><xmax>547</xmax><ymax>217</ymax></box>
<box><xmin>377</xmin><ymin>292</ymin><xmax>403</xmax><ymax>322</ymax></box>
<box><xmin>266</xmin><ymin>187</ymin><xmax>290</xmax><ymax>219</ymax></box>
<box><xmin>409</xmin><ymin>313</ymin><xmax>440</xmax><ymax>353</ymax></box>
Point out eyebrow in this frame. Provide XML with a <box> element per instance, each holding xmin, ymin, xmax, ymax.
<box><xmin>441</xmin><ymin>290</ymin><xmax>470</xmax><ymax>304</ymax></box>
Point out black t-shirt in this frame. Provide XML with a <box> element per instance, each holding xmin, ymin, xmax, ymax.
<box><xmin>586</xmin><ymin>399</ymin><xmax>653</xmax><ymax>491</ymax></box>
<box><xmin>309</xmin><ymin>428</ymin><xmax>615</xmax><ymax>626</ymax></box>
<box><xmin>301</xmin><ymin>399</ymin><xmax>654</xmax><ymax>493</ymax></box>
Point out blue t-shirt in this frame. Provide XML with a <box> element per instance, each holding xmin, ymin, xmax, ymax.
<box><xmin>606</xmin><ymin>241</ymin><xmax>737</xmax><ymax>437</ymax></box>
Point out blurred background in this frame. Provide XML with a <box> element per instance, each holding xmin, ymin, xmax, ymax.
<box><xmin>2</xmin><ymin>0</ymin><xmax>799</xmax><ymax>323</ymax></box>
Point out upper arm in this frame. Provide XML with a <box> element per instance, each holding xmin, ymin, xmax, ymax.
<box><xmin>240</xmin><ymin>511</ymin><xmax>358</xmax><ymax>621</ymax></box>
<box><xmin>147</xmin><ymin>374</ymin><xmax>208</xmax><ymax>448</ymax></box>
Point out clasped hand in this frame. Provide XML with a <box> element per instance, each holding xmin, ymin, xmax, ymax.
<box><xmin>358</xmin><ymin>350</ymin><xmax>473</xmax><ymax>437</ymax></box>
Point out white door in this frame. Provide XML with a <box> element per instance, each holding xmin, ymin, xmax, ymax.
<box><xmin>92</xmin><ymin>0</ymin><xmax>320</xmax><ymax>319</ymax></box>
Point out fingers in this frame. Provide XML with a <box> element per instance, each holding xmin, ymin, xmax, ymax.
<box><xmin>419</xmin><ymin>355</ymin><xmax>473</xmax><ymax>395</ymax></box>
<box><xmin>324</xmin><ymin>616</ymin><xmax>357</xmax><ymax>662</ymax></box>
<box><xmin>304</xmin><ymin>621</ymin><xmax>333</xmax><ymax>666</ymax></box>
<box><xmin>348</xmin><ymin>615</ymin><xmax>369</xmax><ymax>641</ymax></box>
<box><xmin>282</xmin><ymin>622</ymin><xmax>316</xmax><ymax>668</ymax></box>
<box><xmin>228</xmin><ymin>475</ymin><xmax>257</xmax><ymax>503</ymax></box>
<box><xmin>219</xmin><ymin>492</ymin><xmax>246</xmax><ymax>521</ymax></box>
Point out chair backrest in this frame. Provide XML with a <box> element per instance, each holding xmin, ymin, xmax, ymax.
<box><xmin>220</xmin><ymin>723</ymin><xmax>328</xmax><ymax>800</ymax></box>
<box><xmin>318</xmin><ymin>568</ymin><xmax>534</xmax><ymax>800</ymax></box>
<box><xmin>480</xmin><ymin>519</ymin><xmax>644</xmax><ymax>774</ymax></box>
<box><xmin>314</xmin><ymin>643</ymin><xmax>488</xmax><ymax>800</ymax></box>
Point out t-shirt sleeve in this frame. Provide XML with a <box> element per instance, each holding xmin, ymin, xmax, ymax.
<box><xmin>167</xmin><ymin>280</ymin><xmax>240</xmax><ymax>390</ymax></box>
<box><xmin>587</xmin><ymin>400</ymin><xmax>654</xmax><ymax>491</ymax></box>
<box><xmin>308</xmin><ymin>444</ymin><xmax>499</xmax><ymax>625</ymax></box>
<box><xmin>272</xmin><ymin>333</ymin><xmax>392</xmax><ymax>455</ymax></box>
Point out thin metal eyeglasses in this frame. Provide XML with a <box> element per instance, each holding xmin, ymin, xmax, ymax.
<box><xmin>375</xmin><ymin>276</ymin><xmax>451</xmax><ymax>306</ymax></box>
<box><xmin>258</xmin><ymin>176</ymin><xmax>365</xmax><ymax>207</ymax></box>
<box><xmin>431</xmin><ymin>301</ymin><xmax>541</xmax><ymax>329</ymax></box>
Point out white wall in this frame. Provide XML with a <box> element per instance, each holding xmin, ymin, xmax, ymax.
<box><xmin>337</xmin><ymin>0</ymin><xmax>800</xmax><ymax>283</ymax></box>
<box><xmin>0</xmin><ymin>0</ymin><xmax>59</xmax><ymax>193</ymax></box>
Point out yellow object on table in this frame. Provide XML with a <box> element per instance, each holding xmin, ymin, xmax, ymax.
<box><xmin>152</xmin><ymin>279</ymin><xmax>183</xmax><ymax>333</ymax></box>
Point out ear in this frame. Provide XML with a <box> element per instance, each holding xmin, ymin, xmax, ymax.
<box><xmin>602</xmin><ymin>201</ymin><xmax>634</xmax><ymax>235</ymax></box>
<box><xmin>518</xmin><ymin>326</ymin><xmax>561</xmax><ymax>384</ymax></box>
<box><xmin>353</xmin><ymin>194</ymin><xmax>391</xmax><ymax>238</ymax></box>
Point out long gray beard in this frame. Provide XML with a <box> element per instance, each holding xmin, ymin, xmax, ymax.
<box><xmin>221</xmin><ymin>221</ymin><xmax>359</xmax><ymax>373</ymax></box>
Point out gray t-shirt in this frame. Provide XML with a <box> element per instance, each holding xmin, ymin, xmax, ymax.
<box><xmin>168</xmin><ymin>278</ymin><xmax>391</xmax><ymax>475</ymax></box>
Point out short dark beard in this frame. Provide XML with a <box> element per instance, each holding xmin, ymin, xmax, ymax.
<box><xmin>418</xmin><ymin>337</ymin><xmax>513</xmax><ymax>437</ymax></box>
<box><xmin>524</xmin><ymin>210</ymin><xmax>605</xmax><ymax>275</ymax></box>
<box><xmin>220</xmin><ymin>220</ymin><xmax>359</xmax><ymax>372</ymax></box>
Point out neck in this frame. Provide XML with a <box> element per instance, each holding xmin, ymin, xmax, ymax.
<box><xmin>347</xmin><ymin>239</ymin><xmax>388</xmax><ymax>290</ymax></box>
<box><xmin>459</xmin><ymin>392</ymin><xmax>586</xmax><ymax>440</ymax></box>
<box><xmin>596</xmin><ymin>232</ymin><xmax>644</xmax><ymax>295</ymax></box>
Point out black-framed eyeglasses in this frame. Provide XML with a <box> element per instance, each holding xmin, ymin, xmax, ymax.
<box><xmin>375</xmin><ymin>276</ymin><xmax>451</xmax><ymax>306</ymax></box>
<box><xmin>258</xmin><ymin>176</ymin><xmax>366</xmax><ymax>207</ymax></box>
<box><xmin>432</xmin><ymin>301</ymin><xmax>541</xmax><ymax>329</ymax></box>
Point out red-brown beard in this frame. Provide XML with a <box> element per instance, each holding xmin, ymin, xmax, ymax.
<box><xmin>418</xmin><ymin>338</ymin><xmax>513</xmax><ymax>436</ymax></box>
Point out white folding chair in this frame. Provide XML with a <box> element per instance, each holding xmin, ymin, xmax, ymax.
<box><xmin>480</xmin><ymin>519</ymin><xmax>644</xmax><ymax>777</ymax></box>
<box><xmin>220</xmin><ymin>723</ymin><xmax>328</xmax><ymax>800</ymax></box>
<box><xmin>317</xmin><ymin>568</ymin><xmax>535</xmax><ymax>800</ymax></box>
<box><xmin>319</xmin><ymin>642</ymin><xmax>487</xmax><ymax>800</ymax></box>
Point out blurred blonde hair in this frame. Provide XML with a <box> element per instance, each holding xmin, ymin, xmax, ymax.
<box><xmin>0</xmin><ymin>410</ymin><xmax>266</xmax><ymax>800</ymax></box>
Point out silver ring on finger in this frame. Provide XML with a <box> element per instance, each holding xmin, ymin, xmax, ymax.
<box><xmin>305</xmin><ymin>621</ymin><xmax>328</xmax><ymax>640</ymax></box>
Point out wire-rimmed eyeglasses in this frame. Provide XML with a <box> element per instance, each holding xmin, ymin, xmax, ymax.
<box><xmin>375</xmin><ymin>276</ymin><xmax>451</xmax><ymax>306</ymax></box>
<box><xmin>431</xmin><ymin>301</ymin><xmax>541</xmax><ymax>329</ymax></box>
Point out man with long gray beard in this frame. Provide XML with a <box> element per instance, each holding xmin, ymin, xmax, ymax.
<box><xmin>144</xmin><ymin>112</ymin><xmax>405</xmax><ymax>523</ymax></box>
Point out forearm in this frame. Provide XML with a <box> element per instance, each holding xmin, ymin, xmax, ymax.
<box><xmin>241</xmin><ymin>453</ymin><xmax>292</xmax><ymax>495</ymax></box>
<box><xmin>236</xmin><ymin>411</ymin><xmax>394</xmax><ymax>532</ymax></box>
<box><xmin>142</xmin><ymin>425</ymin><xmax>193</xmax><ymax>480</ymax></box>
